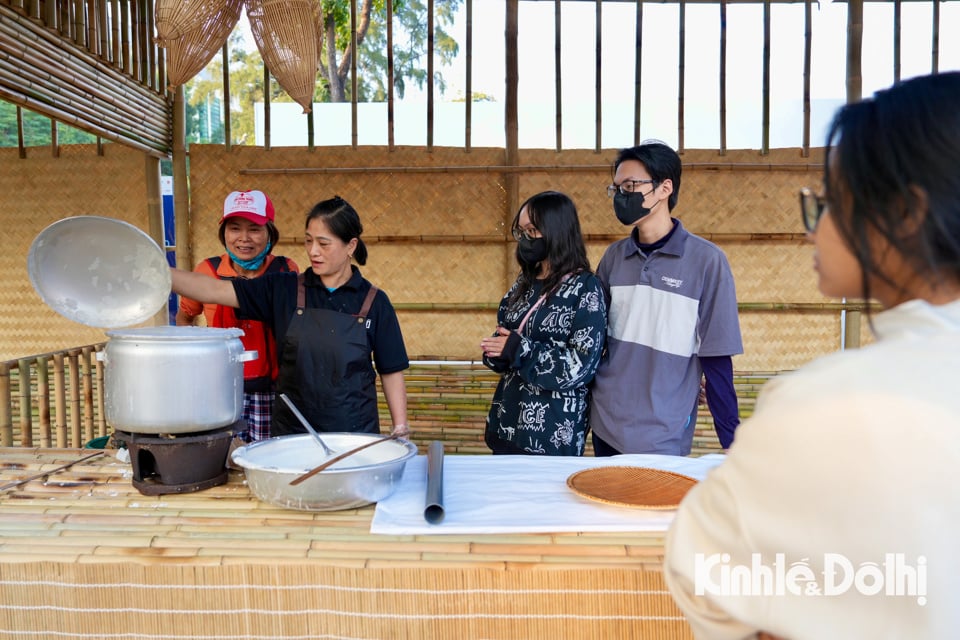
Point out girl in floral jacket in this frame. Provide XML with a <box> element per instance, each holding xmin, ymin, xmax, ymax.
<box><xmin>480</xmin><ymin>191</ymin><xmax>607</xmax><ymax>455</ymax></box>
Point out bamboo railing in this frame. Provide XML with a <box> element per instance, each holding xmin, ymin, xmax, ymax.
<box><xmin>0</xmin><ymin>343</ymin><xmax>106</xmax><ymax>449</ymax></box>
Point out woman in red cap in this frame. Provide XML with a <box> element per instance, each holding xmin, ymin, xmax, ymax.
<box><xmin>176</xmin><ymin>190</ymin><xmax>298</xmax><ymax>441</ymax></box>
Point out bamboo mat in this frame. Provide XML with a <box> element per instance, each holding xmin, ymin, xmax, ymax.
<box><xmin>0</xmin><ymin>447</ymin><xmax>693</xmax><ymax>639</ymax></box>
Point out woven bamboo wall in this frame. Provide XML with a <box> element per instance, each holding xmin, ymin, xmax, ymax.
<box><xmin>0</xmin><ymin>144</ymin><xmax>153</xmax><ymax>361</ymax></box>
<box><xmin>187</xmin><ymin>144</ymin><xmax>868</xmax><ymax>370</ymax></box>
<box><xmin>1</xmin><ymin>143</ymin><xmax>874</xmax><ymax>369</ymax></box>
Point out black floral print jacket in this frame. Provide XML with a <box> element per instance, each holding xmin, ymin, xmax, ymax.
<box><xmin>483</xmin><ymin>271</ymin><xmax>607</xmax><ymax>455</ymax></box>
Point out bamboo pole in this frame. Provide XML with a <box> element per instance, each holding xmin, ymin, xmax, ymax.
<box><xmin>633</xmin><ymin>0</ymin><xmax>642</xmax><ymax>146</ymax></box>
<box><xmin>17</xmin><ymin>359</ymin><xmax>32</xmax><ymax>447</ymax></box>
<box><xmin>0</xmin><ymin>13</ymin><xmax>170</xmax><ymax>124</ymax></box>
<box><xmin>95</xmin><ymin>348</ymin><xmax>106</xmax><ymax>436</ymax></box>
<box><xmin>0</xmin><ymin>62</ymin><xmax>168</xmax><ymax>141</ymax></box>
<box><xmin>241</xmin><ymin>161</ymin><xmax>822</xmax><ymax>175</ymax></box>
<box><xmin>761</xmin><ymin>0</ymin><xmax>770</xmax><ymax>155</ymax></box>
<box><xmin>350</xmin><ymin>0</ymin><xmax>358</xmax><ymax>149</ymax></box>
<box><xmin>893</xmin><ymin>0</ymin><xmax>901</xmax><ymax>83</ymax></box>
<box><xmin>0</xmin><ymin>363</ymin><xmax>11</xmax><ymax>447</ymax></box>
<box><xmin>387</xmin><ymin>0</ymin><xmax>395</xmax><ymax>150</ymax></box>
<box><xmin>427</xmin><ymin>0</ymin><xmax>434</xmax><ymax>151</ymax></box>
<box><xmin>594</xmin><ymin>0</ymin><xmax>601</xmax><ymax>152</ymax></box>
<box><xmin>68</xmin><ymin>350</ymin><xmax>81</xmax><ymax>448</ymax></box>
<box><xmin>554</xmin><ymin>0</ymin><xmax>561</xmax><ymax>152</ymax></box>
<box><xmin>222</xmin><ymin>42</ymin><xmax>231</xmax><ymax>149</ymax></box>
<box><xmin>53</xmin><ymin>352</ymin><xmax>66</xmax><ymax>448</ymax></box>
<box><xmin>678</xmin><ymin>0</ymin><xmax>685</xmax><ymax>153</ymax></box>
<box><xmin>145</xmin><ymin>153</ymin><xmax>167</xmax><ymax>324</ymax></box>
<box><xmin>846</xmin><ymin>0</ymin><xmax>863</xmax><ymax>103</ymax></box>
<box><xmin>133</xmin><ymin>0</ymin><xmax>146</xmax><ymax>84</ymax></box>
<box><xmin>73</xmin><ymin>0</ymin><xmax>84</xmax><ymax>46</ymax></box>
<box><xmin>0</xmin><ymin>73</ymin><xmax>168</xmax><ymax>155</ymax></box>
<box><xmin>0</xmin><ymin>45</ymin><xmax>168</xmax><ymax>132</ymax></box>
<box><xmin>37</xmin><ymin>357</ymin><xmax>51</xmax><ymax>448</ymax></box>
<box><xmin>504</xmin><ymin>0</ymin><xmax>520</xmax><ymax>292</ymax></box>
<box><xmin>15</xmin><ymin>104</ymin><xmax>24</xmax><ymax>158</ymax></box>
<box><xmin>145</xmin><ymin>0</ymin><xmax>157</xmax><ymax>91</ymax></box>
<box><xmin>99</xmin><ymin>0</ymin><xmax>109</xmax><ymax>62</ymax></box>
<box><xmin>844</xmin><ymin>0</ymin><xmax>863</xmax><ymax>349</ymax></box>
<box><xmin>120</xmin><ymin>0</ymin><xmax>130</xmax><ymax>75</ymax></box>
<box><xmin>931</xmin><ymin>0</ymin><xmax>939</xmax><ymax>73</ymax></box>
<box><xmin>59</xmin><ymin>0</ymin><xmax>70</xmax><ymax>41</ymax></box>
<box><xmin>82</xmin><ymin>347</ymin><xmax>94</xmax><ymax>444</ymax></box>
<box><xmin>111</xmin><ymin>0</ymin><xmax>120</xmax><ymax>68</ymax></box>
<box><xmin>263</xmin><ymin>65</ymin><xmax>271</xmax><ymax>149</ymax></box>
<box><xmin>173</xmin><ymin>85</ymin><xmax>192</xmax><ymax>272</ymax></box>
<box><xmin>802</xmin><ymin>0</ymin><xmax>812</xmax><ymax>156</ymax></box>
<box><xmin>86</xmin><ymin>0</ymin><xmax>97</xmax><ymax>56</ymax></box>
<box><xmin>44</xmin><ymin>0</ymin><xmax>56</xmax><ymax>31</ymax></box>
<box><xmin>156</xmin><ymin>39</ymin><xmax>166</xmax><ymax>97</ymax></box>
<box><xmin>719</xmin><ymin>0</ymin><xmax>727</xmax><ymax>155</ymax></box>
<box><xmin>464</xmin><ymin>0</ymin><xmax>472</xmax><ymax>152</ymax></box>
<box><xmin>50</xmin><ymin>117</ymin><xmax>58</xmax><ymax>157</ymax></box>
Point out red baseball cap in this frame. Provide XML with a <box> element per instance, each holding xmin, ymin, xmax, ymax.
<box><xmin>221</xmin><ymin>190</ymin><xmax>275</xmax><ymax>225</ymax></box>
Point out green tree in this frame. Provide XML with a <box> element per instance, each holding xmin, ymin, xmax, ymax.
<box><xmin>0</xmin><ymin>101</ymin><xmax>97</xmax><ymax>147</ymax></box>
<box><xmin>183</xmin><ymin>0</ymin><xmax>463</xmax><ymax>144</ymax></box>
<box><xmin>183</xmin><ymin>32</ymin><xmax>286</xmax><ymax>145</ymax></box>
<box><xmin>316</xmin><ymin>0</ymin><xmax>462</xmax><ymax>102</ymax></box>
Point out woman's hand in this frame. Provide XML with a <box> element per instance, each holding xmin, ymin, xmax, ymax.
<box><xmin>480</xmin><ymin>326</ymin><xmax>512</xmax><ymax>358</ymax></box>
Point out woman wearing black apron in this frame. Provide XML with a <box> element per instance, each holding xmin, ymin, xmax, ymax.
<box><xmin>170</xmin><ymin>196</ymin><xmax>410</xmax><ymax>438</ymax></box>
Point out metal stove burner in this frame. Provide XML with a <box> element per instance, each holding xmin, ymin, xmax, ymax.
<box><xmin>113</xmin><ymin>421</ymin><xmax>245</xmax><ymax>496</ymax></box>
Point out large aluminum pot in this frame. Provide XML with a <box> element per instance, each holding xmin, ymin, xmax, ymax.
<box><xmin>231</xmin><ymin>433</ymin><xmax>417</xmax><ymax>511</ymax></box>
<box><xmin>98</xmin><ymin>326</ymin><xmax>257</xmax><ymax>434</ymax></box>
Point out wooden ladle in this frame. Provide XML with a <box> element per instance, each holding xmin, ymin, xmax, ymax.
<box><xmin>289</xmin><ymin>433</ymin><xmax>401</xmax><ymax>486</ymax></box>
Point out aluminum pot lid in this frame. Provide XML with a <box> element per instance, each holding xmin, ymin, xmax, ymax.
<box><xmin>27</xmin><ymin>216</ymin><xmax>171</xmax><ymax>328</ymax></box>
<box><xmin>105</xmin><ymin>326</ymin><xmax>244</xmax><ymax>341</ymax></box>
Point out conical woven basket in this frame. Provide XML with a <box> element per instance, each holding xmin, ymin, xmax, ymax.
<box><xmin>245</xmin><ymin>0</ymin><xmax>318</xmax><ymax>113</ymax></box>
<box><xmin>155</xmin><ymin>0</ymin><xmax>231</xmax><ymax>44</ymax></box>
<box><xmin>163</xmin><ymin>0</ymin><xmax>244</xmax><ymax>89</ymax></box>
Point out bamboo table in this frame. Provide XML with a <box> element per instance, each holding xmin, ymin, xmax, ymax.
<box><xmin>0</xmin><ymin>447</ymin><xmax>692</xmax><ymax>639</ymax></box>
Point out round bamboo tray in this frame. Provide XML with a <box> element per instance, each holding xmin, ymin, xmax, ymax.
<box><xmin>566</xmin><ymin>466</ymin><xmax>698</xmax><ymax>510</ymax></box>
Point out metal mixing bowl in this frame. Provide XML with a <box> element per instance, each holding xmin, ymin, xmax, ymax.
<box><xmin>231</xmin><ymin>433</ymin><xmax>418</xmax><ymax>511</ymax></box>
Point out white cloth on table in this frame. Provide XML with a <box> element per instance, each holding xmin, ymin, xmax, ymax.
<box><xmin>370</xmin><ymin>453</ymin><xmax>725</xmax><ymax>535</ymax></box>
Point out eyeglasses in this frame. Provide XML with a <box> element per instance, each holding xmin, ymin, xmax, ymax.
<box><xmin>512</xmin><ymin>227</ymin><xmax>539</xmax><ymax>242</ymax></box>
<box><xmin>607</xmin><ymin>179</ymin><xmax>656</xmax><ymax>198</ymax></box>
<box><xmin>799</xmin><ymin>187</ymin><xmax>826</xmax><ymax>232</ymax></box>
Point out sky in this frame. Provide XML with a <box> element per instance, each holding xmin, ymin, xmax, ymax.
<box><xmin>239</xmin><ymin>0</ymin><xmax>960</xmax><ymax>149</ymax></box>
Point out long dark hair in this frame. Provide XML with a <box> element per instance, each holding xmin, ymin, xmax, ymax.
<box><xmin>305</xmin><ymin>195</ymin><xmax>368</xmax><ymax>265</ymax></box>
<box><xmin>823</xmin><ymin>71</ymin><xmax>960</xmax><ymax>307</ymax></box>
<box><xmin>507</xmin><ymin>191</ymin><xmax>590</xmax><ymax>306</ymax></box>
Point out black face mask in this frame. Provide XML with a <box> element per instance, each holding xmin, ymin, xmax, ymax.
<box><xmin>613</xmin><ymin>191</ymin><xmax>654</xmax><ymax>226</ymax></box>
<box><xmin>517</xmin><ymin>236</ymin><xmax>548</xmax><ymax>266</ymax></box>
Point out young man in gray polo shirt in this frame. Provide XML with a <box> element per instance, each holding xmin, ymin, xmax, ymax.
<box><xmin>589</xmin><ymin>142</ymin><xmax>743</xmax><ymax>456</ymax></box>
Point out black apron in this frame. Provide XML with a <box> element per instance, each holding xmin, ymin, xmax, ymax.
<box><xmin>271</xmin><ymin>274</ymin><xmax>380</xmax><ymax>437</ymax></box>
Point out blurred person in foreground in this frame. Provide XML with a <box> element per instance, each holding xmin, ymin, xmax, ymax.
<box><xmin>589</xmin><ymin>141</ymin><xmax>743</xmax><ymax>456</ymax></box>
<box><xmin>665</xmin><ymin>71</ymin><xmax>960</xmax><ymax>639</ymax></box>
<box><xmin>480</xmin><ymin>191</ymin><xmax>607</xmax><ymax>455</ymax></box>
<box><xmin>172</xmin><ymin>195</ymin><xmax>410</xmax><ymax>439</ymax></box>
<box><xmin>176</xmin><ymin>190</ymin><xmax>298</xmax><ymax>441</ymax></box>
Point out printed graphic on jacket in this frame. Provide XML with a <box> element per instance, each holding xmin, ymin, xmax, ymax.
<box><xmin>483</xmin><ymin>272</ymin><xmax>607</xmax><ymax>456</ymax></box>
